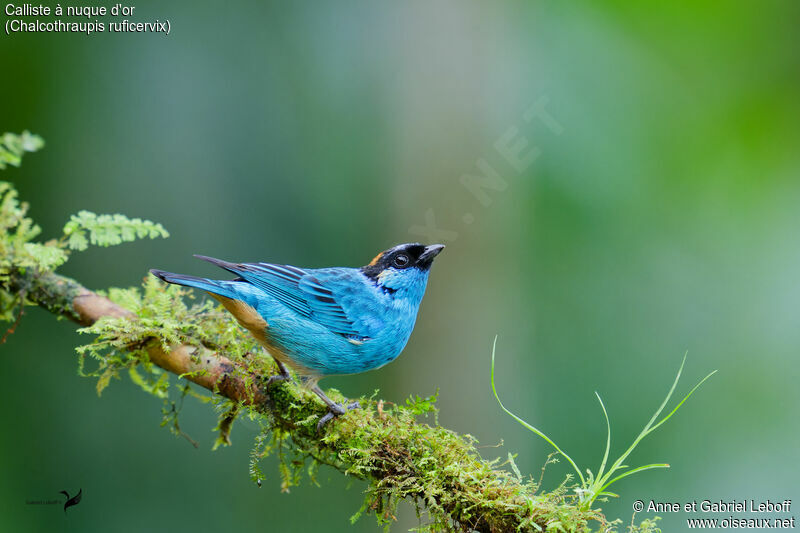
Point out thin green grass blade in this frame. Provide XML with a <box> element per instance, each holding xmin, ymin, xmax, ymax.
<box><xmin>648</xmin><ymin>369</ymin><xmax>718</xmax><ymax>433</ymax></box>
<box><xmin>640</xmin><ymin>352</ymin><xmax>688</xmax><ymax>434</ymax></box>
<box><xmin>596</xmin><ymin>353</ymin><xmax>689</xmax><ymax>487</ymax></box>
<box><xmin>599</xmin><ymin>463</ymin><xmax>670</xmax><ymax>494</ymax></box>
<box><xmin>595</xmin><ymin>392</ymin><xmax>611</xmax><ymax>482</ymax></box>
<box><xmin>490</xmin><ymin>337</ymin><xmax>586</xmax><ymax>487</ymax></box>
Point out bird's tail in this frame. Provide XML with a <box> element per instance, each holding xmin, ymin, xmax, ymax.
<box><xmin>150</xmin><ymin>269</ymin><xmax>239</xmax><ymax>300</ymax></box>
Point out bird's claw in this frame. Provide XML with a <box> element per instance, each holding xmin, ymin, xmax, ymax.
<box><xmin>264</xmin><ymin>372</ymin><xmax>292</xmax><ymax>389</ymax></box>
<box><xmin>316</xmin><ymin>401</ymin><xmax>360</xmax><ymax>432</ymax></box>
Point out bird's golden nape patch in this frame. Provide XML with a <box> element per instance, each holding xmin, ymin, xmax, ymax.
<box><xmin>209</xmin><ymin>293</ymin><xmax>268</xmax><ymax>344</ymax></box>
<box><xmin>368</xmin><ymin>251</ymin><xmax>384</xmax><ymax>266</ymax></box>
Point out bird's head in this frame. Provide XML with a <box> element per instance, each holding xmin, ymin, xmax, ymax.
<box><xmin>361</xmin><ymin>243</ymin><xmax>445</xmax><ymax>303</ymax></box>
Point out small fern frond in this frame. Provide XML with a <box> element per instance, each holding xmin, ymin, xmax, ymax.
<box><xmin>0</xmin><ymin>131</ymin><xmax>45</xmax><ymax>170</ymax></box>
<box><xmin>62</xmin><ymin>210</ymin><xmax>169</xmax><ymax>250</ymax></box>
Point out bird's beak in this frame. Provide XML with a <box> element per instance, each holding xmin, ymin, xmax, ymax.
<box><xmin>418</xmin><ymin>244</ymin><xmax>445</xmax><ymax>267</ymax></box>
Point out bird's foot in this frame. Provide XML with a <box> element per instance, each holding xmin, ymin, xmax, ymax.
<box><xmin>264</xmin><ymin>368</ymin><xmax>293</xmax><ymax>389</ymax></box>
<box><xmin>316</xmin><ymin>401</ymin><xmax>360</xmax><ymax>432</ymax></box>
<box><xmin>262</xmin><ymin>358</ymin><xmax>294</xmax><ymax>390</ymax></box>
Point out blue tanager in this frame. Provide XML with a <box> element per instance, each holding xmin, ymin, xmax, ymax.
<box><xmin>150</xmin><ymin>242</ymin><xmax>444</xmax><ymax>428</ymax></box>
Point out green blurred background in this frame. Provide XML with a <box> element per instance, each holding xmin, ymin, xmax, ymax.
<box><xmin>2</xmin><ymin>1</ymin><xmax>798</xmax><ymax>531</ymax></box>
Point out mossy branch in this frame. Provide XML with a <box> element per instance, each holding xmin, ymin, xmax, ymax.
<box><xmin>4</xmin><ymin>265</ymin><xmax>613</xmax><ymax>532</ymax></box>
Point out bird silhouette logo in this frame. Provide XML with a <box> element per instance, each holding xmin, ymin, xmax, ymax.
<box><xmin>59</xmin><ymin>489</ymin><xmax>82</xmax><ymax>513</ymax></box>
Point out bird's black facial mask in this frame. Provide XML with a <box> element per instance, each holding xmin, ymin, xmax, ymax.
<box><xmin>360</xmin><ymin>243</ymin><xmax>444</xmax><ymax>281</ymax></box>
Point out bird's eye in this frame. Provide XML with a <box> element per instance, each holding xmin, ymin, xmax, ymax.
<box><xmin>393</xmin><ymin>254</ymin><xmax>410</xmax><ymax>268</ymax></box>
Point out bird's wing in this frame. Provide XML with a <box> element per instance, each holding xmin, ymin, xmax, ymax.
<box><xmin>300</xmin><ymin>268</ymin><xmax>386</xmax><ymax>338</ymax></box>
<box><xmin>220</xmin><ymin>262</ymin><xmax>380</xmax><ymax>339</ymax></box>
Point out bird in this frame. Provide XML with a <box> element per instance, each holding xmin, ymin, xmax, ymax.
<box><xmin>150</xmin><ymin>242</ymin><xmax>444</xmax><ymax>429</ymax></box>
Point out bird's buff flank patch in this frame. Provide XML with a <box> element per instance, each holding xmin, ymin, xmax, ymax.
<box><xmin>209</xmin><ymin>293</ymin><xmax>268</xmax><ymax>343</ymax></box>
<box><xmin>210</xmin><ymin>292</ymin><xmax>317</xmax><ymax>377</ymax></box>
